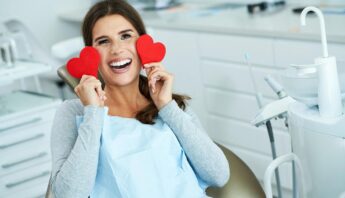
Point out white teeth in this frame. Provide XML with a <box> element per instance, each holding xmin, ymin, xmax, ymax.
<box><xmin>110</xmin><ymin>59</ymin><xmax>131</xmax><ymax>67</ymax></box>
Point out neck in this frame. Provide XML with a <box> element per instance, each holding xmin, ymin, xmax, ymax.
<box><xmin>104</xmin><ymin>79</ymin><xmax>148</xmax><ymax>117</ymax></box>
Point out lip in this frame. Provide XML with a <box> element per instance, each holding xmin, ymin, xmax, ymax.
<box><xmin>110</xmin><ymin>65</ymin><xmax>130</xmax><ymax>74</ymax></box>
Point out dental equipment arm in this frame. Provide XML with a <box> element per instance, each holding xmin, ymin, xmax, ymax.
<box><xmin>246</xmin><ymin>53</ymin><xmax>283</xmax><ymax>198</ymax></box>
<box><xmin>251</xmin><ymin>96</ymin><xmax>295</xmax><ymax>127</ymax></box>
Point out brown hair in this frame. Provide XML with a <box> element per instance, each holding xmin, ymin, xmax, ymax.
<box><xmin>82</xmin><ymin>0</ymin><xmax>190</xmax><ymax>124</ymax></box>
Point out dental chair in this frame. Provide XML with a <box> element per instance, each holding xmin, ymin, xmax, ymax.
<box><xmin>45</xmin><ymin>66</ymin><xmax>265</xmax><ymax>198</ymax></box>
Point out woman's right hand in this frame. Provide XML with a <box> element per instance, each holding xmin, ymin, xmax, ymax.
<box><xmin>74</xmin><ymin>75</ymin><xmax>106</xmax><ymax>107</ymax></box>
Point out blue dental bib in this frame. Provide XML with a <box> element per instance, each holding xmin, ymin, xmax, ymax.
<box><xmin>76</xmin><ymin>107</ymin><xmax>207</xmax><ymax>198</ymax></box>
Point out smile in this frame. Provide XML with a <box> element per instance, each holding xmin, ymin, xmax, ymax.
<box><xmin>109</xmin><ymin>58</ymin><xmax>132</xmax><ymax>69</ymax></box>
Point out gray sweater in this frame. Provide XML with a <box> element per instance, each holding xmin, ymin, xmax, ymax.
<box><xmin>50</xmin><ymin>99</ymin><xmax>230</xmax><ymax>198</ymax></box>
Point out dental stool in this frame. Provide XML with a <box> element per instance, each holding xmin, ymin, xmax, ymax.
<box><xmin>45</xmin><ymin>66</ymin><xmax>265</xmax><ymax>198</ymax></box>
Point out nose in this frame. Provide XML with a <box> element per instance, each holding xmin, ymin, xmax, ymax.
<box><xmin>110</xmin><ymin>42</ymin><xmax>123</xmax><ymax>55</ymax></box>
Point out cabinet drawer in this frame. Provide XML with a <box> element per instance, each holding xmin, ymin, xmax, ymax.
<box><xmin>201</xmin><ymin>60</ymin><xmax>254</xmax><ymax>93</ymax></box>
<box><xmin>201</xmin><ymin>60</ymin><xmax>283</xmax><ymax>98</ymax></box>
<box><xmin>6</xmin><ymin>181</ymin><xmax>48</xmax><ymax>198</ymax></box>
<box><xmin>274</xmin><ymin>39</ymin><xmax>345</xmax><ymax>67</ymax></box>
<box><xmin>0</xmin><ymin>162</ymin><xmax>51</xmax><ymax>197</ymax></box>
<box><xmin>0</xmin><ymin>122</ymin><xmax>51</xmax><ymax>176</ymax></box>
<box><xmin>0</xmin><ymin>109</ymin><xmax>56</xmax><ymax>136</ymax></box>
<box><xmin>198</xmin><ymin>33</ymin><xmax>275</xmax><ymax>66</ymax></box>
<box><xmin>205</xmin><ymin>88</ymin><xmax>259</xmax><ymax>121</ymax></box>
<box><xmin>204</xmin><ymin>88</ymin><xmax>287</xmax><ymax>130</ymax></box>
<box><xmin>1</xmin><ymin>148</ymin><xmax>50</xmax><ymax>177</ymax></box>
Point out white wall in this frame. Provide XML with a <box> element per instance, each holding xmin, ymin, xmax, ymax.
<box><xmin>0</xmin><ymin>0</ymin><xmax>89</xmax><ymax>49</ymax></box>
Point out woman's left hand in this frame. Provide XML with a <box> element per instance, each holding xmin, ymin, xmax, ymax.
<box><xmin>144</xmin><ymin>62</ymin><xmax>173</xmax><ymax>110</ymax></box>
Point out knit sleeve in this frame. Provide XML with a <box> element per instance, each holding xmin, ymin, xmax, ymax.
<box><xmin>158</xmin><ymin>100</ymin><xmax>230</xmax><ymax>187</ymax></box>
<box><xmin>50</xmin><ymin>100</ymin><xmax>106</xmax><ymax>198</ymax></box>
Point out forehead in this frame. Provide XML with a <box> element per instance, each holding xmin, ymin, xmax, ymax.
<box><xmin>92</xmin><ymin>14</ymin><xmax>137</xmax><ymax>38</ymax></box>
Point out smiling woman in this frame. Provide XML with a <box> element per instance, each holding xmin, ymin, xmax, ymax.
<box><xmin>49</xmin><ymin>0</ymin><xmax>230</xmax><ymax>197</ymax></box>
<box><xmin>83</xmin><ymin>0</ymin><xmax>189</xmax><ymax>123</ymax></box>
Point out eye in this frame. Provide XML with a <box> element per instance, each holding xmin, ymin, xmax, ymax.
<box><xmin>121</xmin><ymin>33</ymin><xmax>132</xmax><ymax>40</ymax></box>
<box><xmin>97</xmin><ymin>39</ymin><xmax>109</xmax><ymax>45</ymax></box>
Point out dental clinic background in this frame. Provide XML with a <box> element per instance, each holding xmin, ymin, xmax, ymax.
<box><xmin>1</xmin><ymin>0</ymin><xmax>345</xmax><ymax>197</ymax></box>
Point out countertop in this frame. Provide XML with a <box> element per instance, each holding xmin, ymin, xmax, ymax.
<box><xmin>59</xmin><ymin>2</ymin><xmax>345</xmax><ymax>44</ymax></box>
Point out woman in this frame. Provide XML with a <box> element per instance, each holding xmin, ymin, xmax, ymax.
<box><xmin>50</xmin><ymin>0</ymin><xmax>229</xmax><ymax>197</ymax></box>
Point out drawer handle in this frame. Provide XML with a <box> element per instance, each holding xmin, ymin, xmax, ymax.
<box><xmin>2</xmin><ymin>152</ymin><xmax>48</xmax><ymax>169</ymax></box>
<box><xmin>0</xmin><ymin>117</ymin><xmax>42</xmax><ymax>133</ymax></box>
<box><xmin>5</xmin><ymin>170</ymin><xmax>50</xmax><ymax>188</ymax></box>
<box><xmin>0</xmin><ymin>133</ymin><xmax>44</xmax><ymax>150</ymax></box>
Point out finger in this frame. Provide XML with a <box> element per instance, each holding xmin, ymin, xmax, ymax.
<box><xmin>80</xmin><ymin>75</ymin><xmax>92</xmax><ymax>84</ymax></box>
<box><xmin>143</xmin><ymin>62</ymin><xmax>164</xmax><ymax>70</ymax></box>
<box><xmin>149</xmin><ymin>71</ymin><xmax>172</xmax><ymax>93</ymax></box>
<box><xmin>149</xmin><ymin>78</ymin><xmax>157</xmax><ymax>93</ymax></box>
<box><xmin>83</xmin><ymin>76</ymin><xmax>98</xmax><ymax>84</ymax></box>
<box><xmin>95</xmin><ymin>84</ymin><xmax>103</xmax><ymax>98</ymax></box>
<box><xmin>147</xmin><ymin>66</ymin><xmax>162</xmax><ymax>80</ymax></box>
<box><xmin>145</xmin><ymin>67</ymin><xmax>151</xmax><ymax>77</ymax></box>
<box><xmin>74</xmin><ymin>86</ymin><xmax>80</xmax><ymax>97</ymax></box>
<box><xmin>149</xmin><ymin>70</ymin><xmax>170</xmax><ymax>82</ymax></box>
<box><xmin>80</xmin><ymin>78</ymin><xmax>101</xmax><ymax>91</ymax></box>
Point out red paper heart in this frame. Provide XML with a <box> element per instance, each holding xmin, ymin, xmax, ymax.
<box><xmin>136</xmin><ymin>34</ymin><xmax>166</xmax><ymax>66</ymax></box>
<box><xmin>66</xmin><ymin>46</ymin><xmax>100</xmax><ymax>79</ymax></box>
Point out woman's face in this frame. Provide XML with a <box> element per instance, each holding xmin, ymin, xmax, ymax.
<box><xmin>92</xmin><ymin>14</ymin><xmax>141</xmax><ymax>87</ymax></box>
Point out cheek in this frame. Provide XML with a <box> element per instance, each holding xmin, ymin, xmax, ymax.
<box><xmin>131</xmin><ymin>45</ymin><xmax>140</xmax><ymax>61</ymax></box>
<box><xmin>94</xmin><ymin>47</ymin><xmax>108</xmax><ymax>62</ymax></box>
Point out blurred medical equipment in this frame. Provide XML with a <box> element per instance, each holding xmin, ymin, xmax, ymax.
<box><xmin>247</xmin><ymin>0</ymin><xmax>285</xmax><ymax>14</ymax></box>
<box><xmin>264</xmin><ymin>153</ymin><xmax>305</xmax><ymax>198</ymax></box>
<box><xmin>251</xmin><ymin>95</ymin><xmax>295</xmax><ymax>127</ymax></box>
<box><xmin>0</xmin><ymin>20</ymin><xmax>32</xmax><ymax>68</ymax></box>
<box><xmin>0</xmin><ymin>19</ymin><xmax>59</xmax><ymax>92</ymax></box>
<box><xmin>51</xmin><ymin>37</ymin><xmax>83</xmax><ymax>61</ymax></box>
<box><xmin>281</xmin><ymin>7</ymin><xmax>343</xmax><ymax>118</ymax></box>
<box><xmin>1</xmin><ymin>19</ymin><xmax>59</xmax><ymax>67</ymax></box>
<box><xmin>130</xmin><ymin>0</ymin><xmax>181</xmax><ymax>10</ymax></box>
<box><xmin>0</xmin><ymin>36</ymin><xmax>15</xmax><ymax>68</ymax></box>
<box><xmin>252</xmin><ymin>74</ymin><xmax>300</xmax><ymax>198</ymax></box>
<box><xmin>246</xmin><ymin>54</ymin><xmax>283</xmax><ymax>198</ymax></box>
<box><xmin>251</xmin><ymin>74</ymin><xmax>295</xmax><ymax>128</ymax></box>
<box><xmin>263</xmin><ymin>6</ymin><xmax>345</xmax><ymax>198</ymax></box>
<box><xmin>301</xmin><ymin>7</ymin><xmax>343</xmax><ymax>118</ymax></box>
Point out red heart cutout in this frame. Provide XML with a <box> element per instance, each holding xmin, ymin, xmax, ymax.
<box><xmin>66</xmin><ymin>46</ymin><xmax>100</xmax><ymax>79</ymax></box>
<box><xmin>136</xmin><ymin>34</ymin><xmax>166</xmax><ymax>66</ymax></box>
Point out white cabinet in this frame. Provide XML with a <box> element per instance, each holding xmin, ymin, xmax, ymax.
<box><xmin>0</xmin><ymin>91</ymin><xmax>61</xmax><ymax>197</ymax></box>
<box><xmin>199</xmin><ymin>33</ymin><xmax>275</xmax><ymax>67</ymax></box>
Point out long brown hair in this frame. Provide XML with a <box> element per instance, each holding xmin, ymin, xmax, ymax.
<box><xmin>82</xmin><ymin>0</ymin><xmax>190</xmax><ymax>124</ymax></box>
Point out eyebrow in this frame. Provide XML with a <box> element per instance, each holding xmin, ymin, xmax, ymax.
<box><xmin>94</xmin><ymin>29</ymin><xmax>135</xmax><ymax>43</ymax></box>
